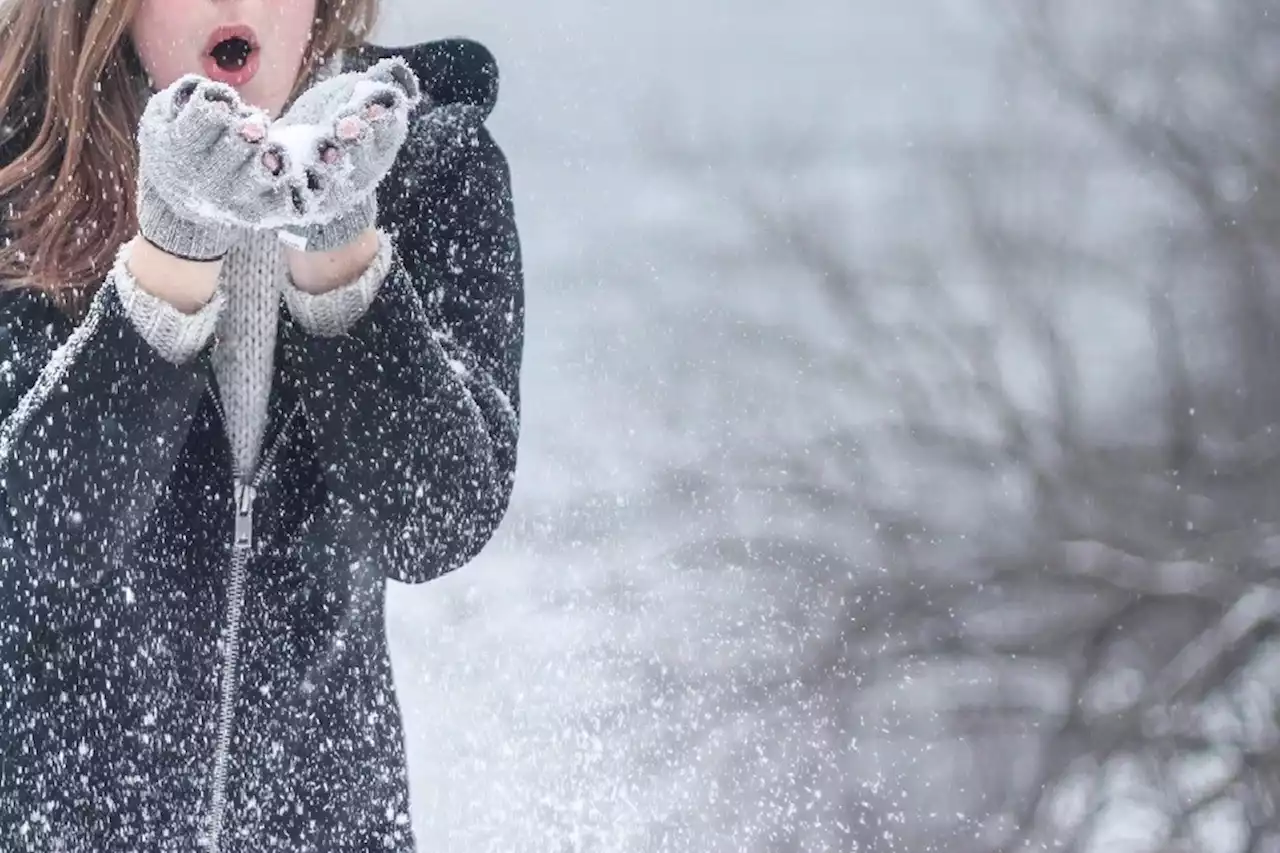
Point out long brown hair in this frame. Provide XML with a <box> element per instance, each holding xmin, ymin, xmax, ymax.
<box><xmin>0</xmin><ymin>0</ymin><xmax>380</xmax><ymax>316</ymax></box>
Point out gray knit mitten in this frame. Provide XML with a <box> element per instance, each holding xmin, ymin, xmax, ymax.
<box><xmin>265</xmin><ymin>57</ymin><xmax>423</xmax><ymax>252</ymax></box>
<box><xmin>136</xmin><ymin>75</ymin><xmax>281</xmax><ymax>260</ymax></box>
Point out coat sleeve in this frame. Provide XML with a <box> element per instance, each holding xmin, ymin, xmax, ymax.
<box><xmin>278</xmin><ymin>117</ymin><xmax>525</xmax><ymax>584</ymax></box>
<box><xmin>0</xmin><ymin>277</ymin><xmax>212</xmax><ymax>573</ymax></box>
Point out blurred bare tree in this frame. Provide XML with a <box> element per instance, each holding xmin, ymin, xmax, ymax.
<box><xmin>642</xmin><ymin>1</ymin><xmax>1280</xmax><ymax>850</ymax></box>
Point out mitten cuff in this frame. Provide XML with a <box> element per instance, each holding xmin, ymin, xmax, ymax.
<box><xmin>137</xmin><ymin>178</ymin><xmax>238</xmax><ymax>261</ymax></box>
<box><xmin>278</xmin><ymin>195</ymin><xmax>378</xmax><ymax>254</ymax></box>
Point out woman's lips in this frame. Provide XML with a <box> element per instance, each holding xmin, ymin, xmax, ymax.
<box><xmin>202</xmin><ymin>24</ymin><xmax>260</xmax><ymax>87</ymax></box>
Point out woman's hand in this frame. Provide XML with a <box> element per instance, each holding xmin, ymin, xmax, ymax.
<box><xmin>135</xmin><ymin>75</ymin><xmax>280</xmax><ymax>260</ymax></box>
<box><xmin>263</xmin><ymin>57</ymin><xmax>423</xmax><ymax>252</ymax></box>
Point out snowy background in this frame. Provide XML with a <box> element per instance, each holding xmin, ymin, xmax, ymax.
<box><xmin>375</xmin><ymin>1</ymin><xmax>1001</xmax><ymax>848</ymax></box>
<box><xmin>371</xmin><ymin>2</ymin><xmax>1280</xmax><ymax>851</ymax></box>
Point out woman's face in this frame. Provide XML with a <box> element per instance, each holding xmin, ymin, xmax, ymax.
<box><xmin>129</xmin><ymin>0</ymin><xmax>318</xmax><ymax>117</ymax></box>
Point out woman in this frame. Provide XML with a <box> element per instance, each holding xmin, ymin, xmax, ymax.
<box><xmin>0</xmin><ymin>0</ymin><xmax>523</xmax><ymax>850</ymax></box>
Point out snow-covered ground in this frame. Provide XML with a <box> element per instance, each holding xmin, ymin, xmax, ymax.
<box><xmin>371</xmin><ymin>2</ymin><xmax>1007</xmax><ymax>849</ymax></box>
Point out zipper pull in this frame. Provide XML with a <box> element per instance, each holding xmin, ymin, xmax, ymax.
<box><xmin>234</xmin><ymin>479</ymin><xmax>256</xmax><ymax>551</ymax></box>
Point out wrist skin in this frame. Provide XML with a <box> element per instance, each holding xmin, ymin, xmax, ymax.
<box><xmin>124</xmin><ymin>234</ymin><xmax>223</xmax><ymax>314</ymax></box>
<box><xmin>124</xmin><ymin>225</ymin><xmax>380</xmax><ymax>312</ymax></box>
<box><xmin>285</xmin><ymin>227</ymin><xmax>381</xmax><ymax>295</ymax></box>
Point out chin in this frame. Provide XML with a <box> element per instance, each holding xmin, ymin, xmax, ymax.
<box><xmin>240</xmin><ymin>85</ymin><xmax>287</xmax><ymax>117</ymax></box>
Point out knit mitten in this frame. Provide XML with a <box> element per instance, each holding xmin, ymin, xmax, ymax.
<box><xmin>264</xmin><ymin>57</ymin><xmax>423</xmax><ymax>252</ymax></box>
<box><xmin>136</xmin><ymin>75</ymin><xmax>281</xmax><ymax>260</ymax></box>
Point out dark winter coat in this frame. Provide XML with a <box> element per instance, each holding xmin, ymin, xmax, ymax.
<box><xmin>0</xmin><ymin>39</ymin><xmax>523</xmax><ymax>853</ymax></box>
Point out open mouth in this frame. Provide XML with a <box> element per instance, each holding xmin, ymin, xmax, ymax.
<box><xmin>202</xmin><ymin>25</ymin><xmax>260</xmax><ymax>85</ymax></box>
<box><xmin>211</xmin><ymin>36</ymin><xmax>254</xmax><ymax>70</ymax></box>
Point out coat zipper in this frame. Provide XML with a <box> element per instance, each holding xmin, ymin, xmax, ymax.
<box><xmin>199</xmin><ymin>393</ymin><xmax>299</xmax><ymax>852</ymax></box>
